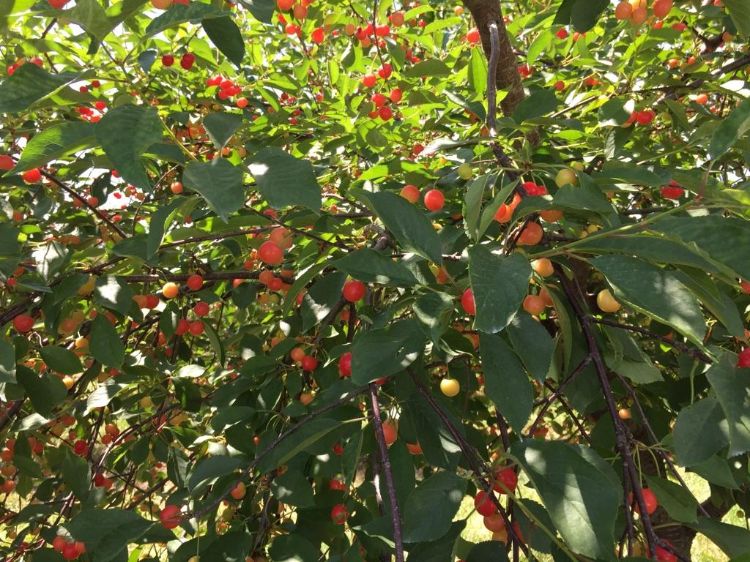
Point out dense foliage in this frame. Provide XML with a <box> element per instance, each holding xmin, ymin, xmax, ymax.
<box><xmin>1</xmin><ymin>0</ymin><xmax>750</xmax><ymax>560</ymax></box>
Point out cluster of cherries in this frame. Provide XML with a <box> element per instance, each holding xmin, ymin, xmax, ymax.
<box><xmin>51</xmin><ymin>536</ymin><xmax>86</xmax><ymax>560</ymax></box>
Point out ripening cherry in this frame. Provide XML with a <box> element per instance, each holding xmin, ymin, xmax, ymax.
<box><xmin>532</xmin><ymin>258</ymin><xmax>554</xmax><ymax>277</ymax></box>
<box><xmin>371</xmin><ymin>93</ymin><xmax>387</xmax><ymax>108</ymax></box>
<box><xmin>474</xmin><ymin>490</ymin><xmax>497</xmax><ymax>516</ymax></box>
<box><xmin>22</xmin><ymin>168</ymin><xmax>42</xmax><ymax>184</ymax></box>
<box><xmin>160</xmin><ymin>505</ymin><xmax>182</xmax><ymax>529</ymax></box>
<box><xmin>466</xmin><ymin>28</ymin><xmax>481</xmax><ymax>44</ymax></box>
<box><xmin>461</xmin><ymin>288</ymin><xmax>476</xmax><ymax>315</ymax></box>
<box><xmin>277</xmin><ymin>0</ymin><xmax>293</xmax><ymax>9</ymax></box>
<box><xmin>52</xmin><ymin>536</ymin><xmax>67</xmax><ymax>552</ymax></box>
<box><xmin>258</xmin><ymin>241</ymin><xmax>284</xmax><ymax>265</ymax></box>
<box><xmin>331</xmin><ymin>504</ymin><xmax>348</xmax><ymax>525</ymax></box>
<box><xmin>379</xmin><ymin>106</ymin><xmax>393</xmax><ymax>121</ymax></box>
<box><xmin>170</xmin><ymin>181</ymin><xmax>183</xmax><ymax>194</ymax></box>
<box><xmin>329</xmin><ymin>478</ymin><xmax>346</xmax><ymax>491</ymax></box>
<box><xmin>338</xmin><ymin>351</ymin><xmax>352</xmax><ymax>378</ymax></box>
<box><xmin>12</xmin><ymin>314</ymin><xmax>34</xmax><ymax>333</ymax></box>
<box><xmin>230</xmin><ymin>481</ymin><xmax>246</xmax><ymax>500</ymax></box>
<box><xmin>655</xmin><ymin>544</ymin><xmax>678</xmax><ymax>562</ymax></box>
<box><xmin>162</xmin><ymin>54</ymin><xmax>175</xmax><ymax>66</ymax></box>
<box><xmin>378</xmin><ymin>63</ymin><xmax>392</xmax><ymax>79</ymax></box>
<box><xmin>652</xmin><ymin>0</ymin><xmax>672</xmax><ymax>18</ymax></box>
<box><xmin>660</xmin><ymin>183</ymin><xmax>684</xmax><ymax>199</ymax></box>
<box><xmin>517</xmin><ymin>222</ymin><xmax>543</xmax><ymax>246</ymax></box>
<box><xmin>695</xmin><ymin>93</ymin><xmax>709</xmax><ymax>105</ymax></box>
<box><xmin>310</xmin><ymin>27</ymin><xmax>324</xmax><ymax>44</ymax></box>
<box><xmin>423</xmin><ymin>189</ymin><xmax>445</xmax><ymax>211</ymax></box>
<box><xmin>186</xmin><ymin>274</ymin><xmax>203</xmax><ymax>291</ymax></box>
<box><xmin>189</xmin><ymin>321</ymin><xmax>204</xmax><ymax>336</ymax></box>
<box><xmin>493</xmin><ymin>467</ymin><xmax>518</xmax><ymax>494</ymax></box>
<box><xmin>61</xmin><ymin>542</ymin><xmax>79</xmax><ymax>561</ymax></box>
<box><xmin>389</xmin><ymin>11</ymin><xmax>404</xmax><ymax>26</ymax></box>
<box><xmin>180</xmin><ymin>53</ymin><xmax>196</xmax><ymax>70</ymax></box>
<box><xmin>162</xmin><ymin>282</ymin><xmax>179</xmax><ymax>299</ymax></box>
<box><xmin>554</xmin><ymin>80</ymin><xmax>565</xmax><ymax>91</ymax></box>
<box><xmin>484</xmin><ymin>513</ymin><xmax>506</xmax><ymax>533</ymax></box>
<box><xmin>382</xmin><ymin>420</ymin><xmax>397</xmax><ymax>445</ymax></box>
<box><xmin>292</xmin><ymin>3</ymin><xmax>307</xmax><ymax>19</ymax></box>
<box><xmin>400</xmin><ymin>184</ymin><xmax>420</xmax><ymax>203</ymax></box>
<box><xmin>361</xmin><ymin>74</ymin><xmax>377</xmax><ymax>88</ymax></box>
<box><xmin>301</xmin><ymin>355</ymin><xmax>318</xmax><ymax>372</ymax></box>
<box><xmin>614</xmin><ymin>1</ymin><xmax>632</xmax><ymax>20</ymax></box>
<box><xmin>597</xmin><ymin>289</ymin><xmax>621</xmax><ymax>313</ymax></box>
<box><xmin>0</xmin><ymin>155</ymin><xmax>14</xmax><ymax>170</ymax></box>
<box><xmin>523</xmin><ymin>295</ymin><xmax>547</xmax><ymax>316</ymax></box>
<box><xmin>738</xmin><ymin>348</ymin><xmax>750</xmax><ymax>368</ymax></box>
<box><xmin>440</xmin><ymin>377</ymin><xmax>460</xmax><ymax>397</ymax></box>
<box><xmin>342</xmin><ymin>280</ymin><xmax>366</xmax><ymax>302</ymax></box>
<box><xmin>48</xmin><ymin>0</ymin><xmax>70</xmax><ymax>8</ymax></box>
<box><xmin>556</xmin><ymin>28</ymin><xmax>568</xmax><ymax>39</ymax></box>
<box><xmin>390</xmin><ymin>88</ymin><xmax>402</xmax><ymax>103</ymax></box>
<box><xmin>193</xmin><ymin>302</ymin><xmax>210</xmax><ymax>317</ymax></box>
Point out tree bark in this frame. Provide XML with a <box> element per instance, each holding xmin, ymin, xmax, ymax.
<box><xmin>461</xmin><ymin>0</ymin><xmax>524</xmax><ymax>115</ymax></box>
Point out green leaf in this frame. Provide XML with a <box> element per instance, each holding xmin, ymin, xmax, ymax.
<box><xmin>479</xmin><ymin>333</ymin><xmax>533</xmax><ymax>432</ymax></box>
<box><xmin>571</xmin><ymin>0</ymin><xmax>609</xmax><ymax>31</ymax></box>
<box><xmin>13</xmin><ymin>122</ymin><xmax>95</xmax><ymax>173</ymax></box>
<box><xmin>709</xmin><ymin>98</ymin><xmax>750</xmax><ymax>159</ymax></box>
<box><xmin>0</xmin><ymin>63</ymin><xmax>75</xmax><ymax>113</ymax></box>
<box><xmin>402</xmin><ymin>471</ymin><xmax>466</xmax><ymax>543</ymax></box>
<box><xmin>89</xmin><ymin>314</ymin><xmax>125</xmax><ymax>367</ymax></box>
<box><xmin>408</xmin><ymin>521</ymin><xmax>466</xmax><ymax>562</ymax></box>
<box><xmin>248</xmin><ymin>147</ymin><xmax>322</xmax><ymax>212</ymax></box>
<box><xmin>590</xmin><ymin>256</ymin><xmax>705</xmax><ymax>345</ymax></box>
<box><xmin>40</xmin><ymin>346</ymin><xmax>82</xmax><ymax>375</ymax></box>
<box><xmin>351</xmin><ymin>319</ymin><xmax>425</xmax><ymax>384</ymax></box>
<box><xmin>238</xmin><ymin>0</ymin><xmax>274</xmax><ymax>23</ymax></box>
<box><xmin>466</xmin><ymin>541</ymin><xmax>510</xmax><ymax>562</ymax></box>
<box><xmin>16</xmin><ymin>365</ymin><xmax>68</xmax><ymax>418</ymax></box>
<box><xmin>203</xmin><ymin>112</ymin><xmax>243</xmax><ymax>149</ymax></box>
<box><xmin>203</xmin><ymin>16</ymin><xmax>245</xmax><ymax>66</ymax></box>
<box><xmin>183</xmin><ymin>158</ymin><xmax>245</xmax><ymax>222</ymax></box>
<box><xmin>301</xmin><ymin>272</ymin><xmax>346</xmax><ymax>331</ymax></box>
<box><xmin>334</xmin><ymin>248</ymin><xmax>417</xmax><ymax>286</ymax></box>
<box><xmin>706</xmin><ymin>354</ymin><xmax>750</xmax><ymax>457</ymax></box>
<box><xmin>270</xmin><ymin>470</ymin><xmax>315</xmax><ymax>507</ymax></box>
<box><xmin>404</xmin><ymin>59</ymin><xmax>450</xmax><ymax>77</ymax></box>
<box><xmin>188</xmin><ymin>455</ymin><xmax>245</xmax><ymax>494</ymax></box>
<box><xmin>687</xmin><ymin>518</ymin><xmax>750</xmax><ymax>558</ymax></box>
<box><xmin>0</xmin><ymin>338</ymin><xmax>16</xmax><ymax>383</ymax></box>
<box><xmin>673</xmin><ymin>268</ymin><xmax>744</xmax><ymax>338</ymax></box>
<box><xmin>463</xmin><ymin>174</ymin><xmax>490</xmax><ymax>242</ymax></box>
<box><xmin>673</xmin><ymin>396</ymin><xmax>729</xmax><ymax>466</ymax></box>
<box><xmin>67</xmin><ymin>0</ymin><xmax>111</xmax><ymax>40</ymax></box>
<box><xmin>507</xmin><ymin>312</ymin><xmax>554</xmax><ymax>381</ymax></box>
<box><xmin>468</xmin><ymin>247</ymin><xmax>531</xmax><ymax>334</ymax></box>
<box><xmin>86</xmin><ymin>381</ymin><xmax>125</xmax><ymax>413</ymax></box>
<box><xmin>655</xmin><ymin>215</ymin><xmax>750</xmax><ymax>281</ymax></box>
<box><xmin>553</xmin><ymin>176</ymin><xmax>614</xmax><ymax>216</ymax></box>
<box><xmin>527</xmin><ymin>29</ymin><xmax>552</xmax><ymax>65</ymax></box>
<box><xmin>147</xmin><ymin>198</ymin><xmax>182</xmax><ymax>258</ymax></box>
<box><xmin>66</xmin><ymin>508</ymin><xmax>167</xmax><ymax>561</ymax></box>
<box><xmin>0</xmin><ymin>223</ymin><xmax>20</xmax><ymax>256</ymax></box>
<box><xmin>257</xmin><ymin>417</ymin><xmax>341</xmax><ymax>473</ymax></box>
<box><xmin>644</xmin><ymin>475</ymin><xmax>698</xmax><ymax>524</ymax></box>
<box><xmin>62</xmin><ymin>448</ymin><xmax>91</xmax><ymax>500</ymax></box>
<box><xmin>513</xmin><ymin>88</ymin><xmax>558</xmax><ymax>122</ymax></box>
<box><xmin>268</xmin><ymin>535</ymin><xmax>319</xmax><ymax>562</ymax></box>
<box><xmin>95</xmin><ymin>104</ymin><xmax>162</xmax><ymax>191</ymax></box>
<box><xmin>94</xmin><ymin>276</ymin><xmax>134</xmax><ymax>316</ymax></box>
<box><xmin>145</xmin><ymin>2</ymin><xmax>226</xmax><ymax>35</ymax></box>
<box><xmin>467</xmin><ymin>47</ymin><xmax>487</xmax><ymax>97</ymax></box>
<box><xmin>361</xmin><ymin>191</ymin><xmax>442</xmax><ymax>264</ymax></box>
<box><xmin>513</xmin><ymin>440</ymin><xmax>621</xmax><ymax>559</ymax></box>
<box><xmin>725</xmin><ymin>0</ymin><xmax>750</xmax><ymax>36</ymax></box>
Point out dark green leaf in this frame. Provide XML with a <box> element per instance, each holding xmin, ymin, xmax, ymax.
<box><xmin>725</xmin><ymin>0</ymin><xmax>750</xmax><ymax>36</ymax></box>
<box><xmin>257</xmin><ymin>417</ymin><xmax>341</xmax><ymax>473</ymax></box>
<box><xmin>334</xmin><ymin>248</ymin><xmax>417</xmax><ymax>286</ymax></box>
<box><xmin>479</xmin><ymin>333</ymin><xmax>533</xmax><ymax>432</ymax></box>
<box><xmin>590</xmin><ymin>256</ymin><xmax>705</xmax><ymax>345</ymax></box>
<box><xmin>145</xmin><ymin>2</ymin><xmax>226</xmax><ymax>35</ymax></box>
<box><xmin>94</xmin><ymin>276</ymin><xmax>134</xmax><ymax>316</ymax></box>
<box><xmin>644</xmin><ymin>475</ymin><xmax>698</xmax><ymax>524</ymax></box>
<box><xmin>362</xmin><ymin>191</ymin><xmax>443</xmax><ymax>263</ymax></box>
<box><xmin>89</xmin><ymin>314</ymin><xmax>124</xmax><ymax>367</ymax></box>
<box><xmin>513</xmin><ymin>440</ymin><xmax>620</xmax><ymax>559</ymax></box>
<box><xmin>673</xmin><ymin>397</ymin><xmax>729</xmax><ymax>466</ymax></box>
<box><xmin>14</xmin><ymin>122</ymin><xmax>95</xmax><ymax>173</ymax></box>
<box><xmin>706</xmin><ymin>353</ymin><xmax>750</xmax><ymax>457</ymax></box>
<box><xmin>0</xmin><ymin>63</ymin><xmax>74</xmax><ymax>113</ymax></box>
<box><xmin>513</xmin><ymin>88</ymin><xmax>558</xmax><ymax>122</ymax></box>
<box><xmin>248</xmin><ymin>147</ymin><xmax>322</xmax><ymax>212</ymax></box>
<box><xmin>95</xmin><ymin>104</ymin><xmax>162</xmax><ymax>191</ymax></box>
<box><xmin>270</xmin><ymin>470</ymin><xmax>315</xmax><ymax>507</ymax></box>
<box><xmin>62</xmin><ymin>448</ymin><xmax>91</xmax><ymax>500</ymax></box>
<box><xmin>86</xmin><ymin>381</ymin><xmax>125</xmax><ymax>413</ymax></box>
<box><xmin>404</xmin><ymin>59</ymin><xmax>450</xmax><ymax>77</ymax></box>
<box><xmin>687</xmin><ymin>518</ymin><xmax>750</xmax><ymax>558</ymax></box>
<box><xmin>268</xmin><ymin>535</ymin><xmax>319</xmax><ymax>562</ymax></box>
<box><xmin>16</xmin><ymin>365</ymin><xmax>67</xmax><ymax>419</ymax></box>
<box><xmin>351</xmin><ymin>319</ymin><xmax>425</xmax><ymax>384</ymax></box>
<box><xmin>203</xmin><ymin>17</ymin><xmax>245</xmax><ymax>66</ymax></box>
<box><xmin>507</xmin><ymin>312</ymin><xmax>554</xmax><ymax>381</ymax></box>
<box><xmin>469</xmin><ymin>247</ymin><xmax>531</xmax><ymax>334</ymax></box>
<box><xmin>402</xmin><ymin>471</ymin><xmax>466</xmax><ymax>543</ymax></box>
<box><xmin>203</xmin><ymin>112</ymin><xmax>243</xmax><ymax>149</ymax></box>
<box><xmin>0</xmin><ymin>338</ymin><xmax>16</xmax><ymax>383</ymax></box>
<box><xmin>188</xmin><ymin>455</ymin><xmax>245</xmax><ymax>494</ymax></box>
<box><xmin>553</xmin><ymin>176</ymin><xmax>614</xmax><ymax>216</ymax></box>
<box><xmin>466</xmin><ymin>541</ymin><xmax>510</xmax><ymax>562</ymax></box>
<box><xmin>238</xmin><ymin>0</ymin><xmax>275</xmax><ymax>23</ymax></box>
<box><xmin>40</xmin><ymin>346</ymin><xmax>82</xmax><ymax>375</ymax></box>
<box><xmin>571</xmin><ymin>0</ymin><xmax>609</xmax><ymax>31</ymax></box>
<box><xmin>183</xmin><ymin>158</ymin><xmax>245</xmax><ymax>222</ymax></box>
<box><xmin>709</xmin><ymin>98</ymin><xmax>750</xmax><ymax>158</ymax></box>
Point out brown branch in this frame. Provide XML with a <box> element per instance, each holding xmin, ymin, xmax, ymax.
<box><xmin>368</xmin><ymin>384</ymin><xmax>404</xmax><ymax>562</ymax></box>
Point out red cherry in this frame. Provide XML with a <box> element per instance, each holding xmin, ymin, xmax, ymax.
<box><xmin>474</xmin><ymin>491</ymin><xmax>497</xmax><ymax>517</ymax></box>
<box><xmin>423</xmin><ymin>189</ymin><xmax>445</xmax><ymax>211</ymax></box>
<box><xmin>0</xmin><ymin>155</ymin><xmax>14</xmax><ymax>170</ymax></box>
<box><xmin>159</xmin><ymin>505</ymin><xmax>182</xmax><ymax>529</ymax></box>
<box><xmin>61</xmin><ymin>542</ymin><xmax>79</xmax><ymax>560</ymax></box>
<box><xmin>21</xmin><ymin>168</ymin><xmax>42</xmax><ymax>184</ymax></box>
<box><xmin>466</xmin><ymin>28</ymin><xmax>481</xmax><ymax>44</ymax></box>
<box><xmin>310</xmin><ymin>27</ymin><xmax>324</xmax><ymax>44</ymax></box>
<box><xmin>342</xmin><ymin>280</ymin><xmax>366</xmax><ymax>302</ymax></box>
<box><xmin>493</xmin><ymin>467</ymin><xmax>518</xmax><ymax>494</ymax></box>
<box><xmin>331</xmin><ymin>503</ymin><xmax>348</xmax><ymax>525</ymax></box>
<box><xmin>189</xmin><ymin>321</ymin><xmax>204</xmax><ymax>336</ymax></box>
<box><xmin>277</xmin><ymin>0</ymin><xmax>293</xmax><ymax>10</ymax></box>
<box><xmin>361</xmin><ymin>74</ymin><xmax>377</xmax><ymax>88</ymax></box>
<box><xmin>12</xmin><ymin>314</ymin><xmax>34</xmax><ymax>333</ymax></box>
<box><xmin>162</xmin><ymin>54</ymin><xmax>174</xmax><ymax>66</ymax></box>
<box><xmin>460</xmin><ymin>288</ymin><xmax>475</xmax><ymax>315</ymax></box>
<box><xmin>371</xmin><ymin>93</ymin><xmax>387</xmax><ymax>108</ymax></box>
<box><xmin>641</xmin><ymin>488</ymin><xmax>658</xmax><ymax>515</ymax></box>
<box><xmin>390</xmin><ymin>88</ymin><xmax>402</xmax><ymax>103</ymax></box>
<box><xmin>655</xmin><ymin>544</ymin><xmax>678</xmax><ymax>562</ymax></box>
<box><xmin>738</xmin><ymin>348</ymin><xmax>750</xmax><ymax>368</ymax></box>
<box><xmin>52</xmin><ymin>536</ymin><xmax>66</xmax><ymax>552</ymax></box>
<box><xmin>301</xmin><ymin>355</ymin><xmax>318</xmax><ymax>372</ymax></box>
<box><xmin>193</xmin><ymin>302</ymin><xmax>210</xmax><ymax>317</ymax></box>
<box><xmin>338</xmin><ymin>352</ymin><xmax>352</xmax><ymax>378</ymax></box>
<box><xmin>186</xmin><ymin>274</ymin><xmax>203</xmax><ymax>291</ymax></box>
<box><xmin>180</xmin><ymin>53</ymin><xmax>196</xmax><ymax>70</ymax></box>
<box><xmin>660</xmin><ymin>184</ymin><xmax>684</xmax><ymax>199</ymax></box>
<box><xmin>556</xmin><ymin>28</ymin><xmax>569</xmax><ymax>39</ymax></box>
<box><xmin>378</xmin><ymin>63</ymin><xmax>392</xmax><ymax>79</ymax></box>
<box><xmin>378</xmin><ymin>106</ymin><xmax>393</xmax><ymax>121</ymax></box>
<box><xmin>258</xmin><ymin>241</ymin><xmax>284</xmax><ymax>265</ymax></box>
<box><xmin>329</xmin><ymin>478</ymin><xmax>346</xmax><ymax>491</ymax></box>
<box><xmin>332</xmin><ymin>442</ymin><xmax>344</xmax><ymax>455</ymax></box>
<box><xmin>73</xmin><ymin>440</ymin><xmax>88</xmax><ymax>457</ymax></box>
<box><xmin>400</xmin><ymin>184</ymin><xmax>420</xmax><ymax>203</ymax></box>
